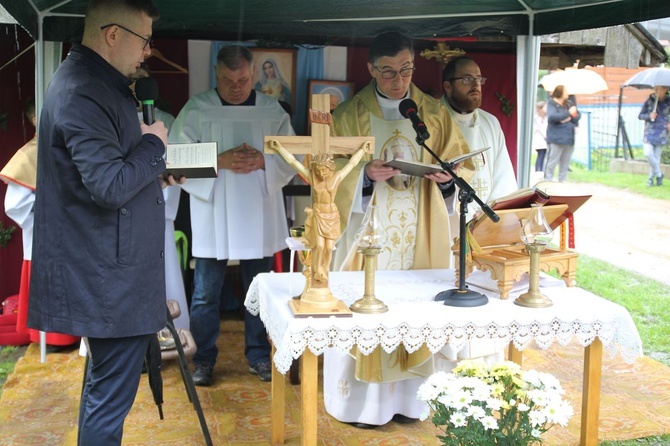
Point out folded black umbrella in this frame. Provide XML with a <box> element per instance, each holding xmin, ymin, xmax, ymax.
<box><xmin>145</xmin><ymin>334</ymin><xmax>164</xmax><ymax>420</ymax></box>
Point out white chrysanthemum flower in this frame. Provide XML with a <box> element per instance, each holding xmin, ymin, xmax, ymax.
<box><xmin>529</xmin><ymin>409</ymin><xmax>546</xmax><ymax>427</ymax></box>
<box><xmin>546</xmin><ymin>401</ymin><xmax>574</xmax><ymax>426</ymax></box>
<box><xmin>450</xmin><ymin>411</ymin><xmax>468</xmax><ymax>427</ymax></box>
<box><xmin>467</xmin><ymin>405</ymin><xmax>486</xmax><ymax>420</ymax></box>
<box><xmin>527</xmin><ymin>389</ymin><xmax>548</xmax><ymax>406</ymax></box>
<box><xmin>471</xmin><ymin>383</ymin><xmax>492</xmax><ymax>401</ymax></box>
<box><xmin>436</xmin><ymin>393</ymin><xmax>451</xmax><ymax>405</ymax></box>
<box><xmin>531</xmin><ymin>428</ymin><xmax>542</xmax><ymax>438</ymax></box>
<box><xmin>517</xmin><ymin>402</ymin><xmax>530</xmax><ymax>412</ymax></box>
<box><xmin>486</xmin><ymin>397</ymin><xmax>503</xmax><ymax>411</ymax></box>
<box><xmin>481</xmin><ymin>415</ymin><xmax>498</xmax><ymax>430</ymax></box>
<box><xmin>538</xmin><ymin>371</ymin><xmax>561</xmax><ymax>390</ymax></box>
<box><xmin>417</xmin><ymin>382</ymin><xmax>441</xmax><ymax>402</ymax></box>
<box><xmin>522</xmin><ymin>369</ymin><xmax>542</xmax><ymax>387</ymax></box>
<box><xmin>452</xmin><ymin>389</ymin><xmax>474</xmax><ymax>410</ymax></box>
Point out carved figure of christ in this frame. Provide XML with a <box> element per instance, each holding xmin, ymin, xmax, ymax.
<box><xmin>265</xmin><ymin>94</ymin><xmax>373</xmax><ymax>309</ymax></box>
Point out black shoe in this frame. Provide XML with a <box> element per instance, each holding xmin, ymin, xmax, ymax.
<box><xmin>347</xmin><ymin>422</ymin><xmax>379</xmax><ymax>429</ymax></box>
<box><xmin>392</xmin><ymin>414</ymin><xmax>419</xmax><ymax>424</ymax></box>
<box><xmin>248</xmin><ymin>361</ymin><xmax>272</xmax><ymax>382</ymax></box>
<box><xmin>648</xmin><ymin>178</ymin><xmax>655</xmax><ymax>187</ymax></box>
<box><xmin>192</xmin><ymin>364</ymin><xmax>214</xmax><ymax>387</ymax></box>
<box><xmin>657</xmin><ymin>174</ymin><xmax>664</xmax><ymax>186</ymax></box>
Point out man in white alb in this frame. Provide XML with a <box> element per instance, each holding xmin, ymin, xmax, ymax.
<box><xmin>441</xmin><ymin>55</ymin><xmax>518</xmax><ymax>220</ymax></box>
<box><xmin>169</xmin><ymin>46</ymin><xmax>296</xmax><ymax>386</ymax></box>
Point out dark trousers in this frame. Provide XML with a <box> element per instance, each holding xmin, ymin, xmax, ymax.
<box><xmin>78</xmin><ymin>334</ymin><xmax>152</xmax><ymax>446</ymax></box>
<box><xmin>190</xmin><ymin>257</ymin><xmax>273</xmax><ymax>368</ymax></box>
<box><xmin>535</xmin><ymin>148</ymin><xmax>547</xmax><ymax>172</ymax></box>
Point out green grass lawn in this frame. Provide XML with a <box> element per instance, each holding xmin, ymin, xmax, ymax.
<box><xmin>576</xmin><ymin>255</ymin><xmax>670</xmax><ymax>366</ymax></box>
<box><xmin>568</xmin><ymin>164</ymin><xmax>670</xmax><ymax>200</ymax></box>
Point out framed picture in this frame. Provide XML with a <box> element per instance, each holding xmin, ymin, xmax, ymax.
<box><xmin>307</xmin><ymin>80</ymin><xmax>355</xmax><ymax>133</ymax></box>
<box><xmin>250</xmin><ymin>48</ymin><xmax>297</xmax><ymax>111</ymax></box>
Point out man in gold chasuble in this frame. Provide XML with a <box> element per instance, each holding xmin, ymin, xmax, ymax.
<box><xmin>324</xmin><ymin>32</ymin><xmax>474</xmax><ymax>428</ymax></box>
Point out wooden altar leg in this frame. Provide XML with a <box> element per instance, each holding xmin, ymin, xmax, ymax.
<box><xmin>581</xmin><ymin>338</ymin><xmax>603</xmax><ymax>446</ymax></box>
<box><xmin>271</xmin><ymin>344</ymin><xmax>285</xmax><ymax>445</ymax></box>
<box><xmin>300</xmin><ymin>349</ymin><xmax>318</xmax><ymax>446</ymax></box>
<box><xmin>508</xmin><ymin>343</ymin><xmax>523</xmax><ymax>367</ymax></box>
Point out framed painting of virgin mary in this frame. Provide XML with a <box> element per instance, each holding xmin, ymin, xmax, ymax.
<box><xmin>250</xmin><ymin>48</ymin><xmax>297</xmax><ymax>111</ymax></box>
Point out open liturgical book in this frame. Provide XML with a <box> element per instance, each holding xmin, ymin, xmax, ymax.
<box><xmin>383</xmin><ymin>146</ymin><xmax>489</xmax><ymax>177</ymax></box>
<box><xmin>164</xmin><ymin>142</ymin><xmax>218</xmax><ymax>178</ymax></box>
<box><xmin>475</xmin><ymin>181</ymin><xmax>592</xmax><ymax>229</ymax></box>
<box><xmin>464</xmin><ymin>181</ymin><xmax>592</xmax><ymax>249</ymax></box>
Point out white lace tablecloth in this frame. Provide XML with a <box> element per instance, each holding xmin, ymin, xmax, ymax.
<box><xmin>245</xmin><ymin>269</ymin><xmax>643</xmax><ymax>374</ymax></box>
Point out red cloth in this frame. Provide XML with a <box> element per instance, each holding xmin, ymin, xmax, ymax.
<box><xmin>0</xmin><ymin>312</ymin><xmax>30</xmax><ymax>346</ymax></box>
<box><xmin>16</xmin><ymin>260</ymin><xmax>30</xmax><ymax>334</ymax></box>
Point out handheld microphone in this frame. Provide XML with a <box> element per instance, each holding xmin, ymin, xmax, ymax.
<box><xmin>399</xmin><ymin>98</ymin><xmax>430</xmax><ymax>142</ymax></box>
<box><xmin>135</xmin><ymin>77</ymin><xmax>159</xmax><ymax>125</ymax></box>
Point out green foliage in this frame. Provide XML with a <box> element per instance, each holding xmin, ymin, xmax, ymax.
<box><xmin>0</xmin><ymin>346</ymin><xmax>20</xmax><ymax>385</ymax></box>
<box><xmin>661</xmin><ymin>145</ymin><xmax>670</xmax><ymax>165</ymax></box>
<box><xmin>0</xmin><ymin>221</ymin><xmax>16</xmax><ymax>248</ymax></box>
<box><xmin>495</xmin><ymin>92</ymin><xmax>514</xmax><ymax>117</ymax></box>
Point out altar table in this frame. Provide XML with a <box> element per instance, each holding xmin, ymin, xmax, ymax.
<box><xmin>245</xmin><ymin>269</ymin><xmax>642</xmax><ymax>446</ymax></box>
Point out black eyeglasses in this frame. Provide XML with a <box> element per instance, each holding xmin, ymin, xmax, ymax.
<box><xmin>449</xmin><ymin>76</ymin><xmax>487</xmax><ymax>85</ymax></box>
<box><xmin>373</xmin><ymin>65</ymin><xmax>415</xmax><ymax>79</ymax></box>
<box><xmin>100</xmin><ymin>23</ymin><xmax>153</xmax><ymax>50</ymax></box>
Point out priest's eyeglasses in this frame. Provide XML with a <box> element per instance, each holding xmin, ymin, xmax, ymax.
<box><xmin>100</xmin><ymin>23</ymin><xmax>153</xmax><ymax>50</ymax></box>
<box><xmin>373</xmin><ymin>66</ymin><xmax>416</xmax><ymax>79</ymax></box>
<box><xmin>449</xmin><ymin>76</ymin><xmax>487</xmax><ymax>85</ymax></box>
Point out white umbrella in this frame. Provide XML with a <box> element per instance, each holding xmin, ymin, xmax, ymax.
<box><xmin>623</xmin><ymin>67</ymin><xmax>670</xmax><ymax>116</ymax></box>
<box><xmin>539</xmin><ymin>69</ymin><xmax>608</xmax><ymax>95</ymax></box>
<box><xmin>623</xmin><ymin>67</ymin><xmax>670</xmax><ymax>89</ymax></box>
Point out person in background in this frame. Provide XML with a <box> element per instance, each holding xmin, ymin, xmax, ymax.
<box><xmin>169</xmin><ymin>45</ymin><xmax>296</xmax><ymax>387</ymax></box>
<box><xmin>545</xmin><ymin>85</ymin><xmax>580</xmax><ymax>182</ymax></box>
<box><xmin>325</xmin><ymin>31</ymin><xmax>473</xmax><ymax>429</ymax></box>
<box><xmin>27</xmin><ymin>0</ymin><xmax>180</xmax><ymax>443</ymax></box>
<box><xmin>441</xmin><ymin>55</ymin><xmax>518</xmax><ymax>220</ymax></box>
<box><xmin>0</xmin><ymin>99</ymin><xmax>80</xmax><ymax>349</ymax></box>
<box><xmin>533</xmin><ymin>100</ymin><xmax>548</xmax><ymax>173</ymax></box>
<box><xmin>129</xmin><ymin>64</ymin><xmax>189</xmax><ymax>333</ymax></box>
<box><xmin>638</xmin><ymin>85</ymin><xmax>669</xmax><ymax>187</ymax></box>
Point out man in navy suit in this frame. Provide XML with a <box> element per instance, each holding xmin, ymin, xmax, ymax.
<box><xmin>28</xmin><ymin>1</ymin><xmax>181</xmax><ymax>444</ymax></box>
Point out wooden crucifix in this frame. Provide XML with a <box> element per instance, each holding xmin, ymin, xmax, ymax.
<box><xmin>264</xmin><ymin>94</ymin><xmax>374</xmax><ymax>317</ymax></box>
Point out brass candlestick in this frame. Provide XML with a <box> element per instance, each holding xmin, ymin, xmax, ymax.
<box><xmin>350</xmin><ymin>246</ymin><xmax>388</xmax><ymax>314</ymax></box>
<box><xmin>515</xmin><ymin>204</ymin><xmax>554</xmax><ymax>308</ymax></box>
<box><xmin>350</xmin><ymin>205</ymin><xmax>389</xmax><ymax>314</ymax></box>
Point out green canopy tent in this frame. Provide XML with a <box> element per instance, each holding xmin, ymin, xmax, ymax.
<box><xmin>3</xmin><ymin>0</ymin><xmax>670</xmax><ymax>186</ymax></box>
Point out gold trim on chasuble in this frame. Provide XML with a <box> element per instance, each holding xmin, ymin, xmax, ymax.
<box><xmin>369</xmin><ymin>115</ymin><xmax>420</xmax><ymax>271</ymax></box>
<box><xmin>468</xmin><ymin>150</ymin><xmax>490</xmax><ymax>199</ymax></box>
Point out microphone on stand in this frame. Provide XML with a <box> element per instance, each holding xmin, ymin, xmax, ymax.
<box><xmin>135</xmin><ymin>77</ymin><xmax>159</xmax><ymax>125</ymax></box>
<box><xmin>397</xmin><ymin>98</ymin><xmax>492</xmax><ymax>308</ymax></box>
<box><xmin>399</xmin><ymin>99</ymin><xmax>430</xmax><ymax>143</ymax></box>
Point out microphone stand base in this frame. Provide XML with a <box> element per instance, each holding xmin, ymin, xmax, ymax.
<box><xmin>435</xmin><ymin>288</ymin><xmax>488</xmax><ymax>307</ymax></box>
